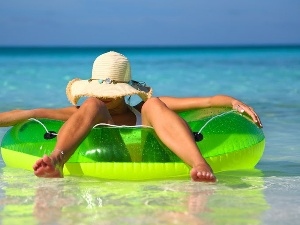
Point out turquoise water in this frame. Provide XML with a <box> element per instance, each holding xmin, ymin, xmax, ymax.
<box><xmin>0</xmin><ymin>46</ymin><xmax>300</xmax><ymax>224</ymax></box>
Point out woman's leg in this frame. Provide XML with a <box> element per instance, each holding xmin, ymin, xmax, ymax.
<box><xmin>33</xmin><ymin>97</ymin><xmax>114</xmax><ymax>178</ymax></box>
<box><xmin>141</xmin><ymin>98</ymin><xmax>216</xmax><ymax>182</ymax></box>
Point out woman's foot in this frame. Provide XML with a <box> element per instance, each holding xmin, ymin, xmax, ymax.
<box><xmin>33</xmin><ymin>155</ymin><xmax>63</xmax><ymax>178</ymax></box>
<box><xmin>190</xmin><ymin>164</ymin><xmax>216</xmax><ymax>182</ymax></box>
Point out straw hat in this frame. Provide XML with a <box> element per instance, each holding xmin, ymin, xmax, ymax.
<box><xmin>66</xmin><ymin>51</ymin><xmax>152</xmax><ymax>105</ymax></box>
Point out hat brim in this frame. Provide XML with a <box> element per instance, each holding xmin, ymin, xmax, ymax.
<box><xmin>66</xmin><ymin>78</ymin><xmax>152</xmax><ymax>105</ymax></box>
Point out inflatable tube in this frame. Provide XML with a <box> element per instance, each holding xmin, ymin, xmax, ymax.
<box><xmin>0</xmin><ymin>107</ymin><xmax>265</xmax><ymax>180</ymax></box>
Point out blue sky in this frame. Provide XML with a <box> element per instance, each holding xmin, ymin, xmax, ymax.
<box><xmin>0</xmin><ymin>0</ymin><xmax>299</xmax><ymax>46</ymax></box>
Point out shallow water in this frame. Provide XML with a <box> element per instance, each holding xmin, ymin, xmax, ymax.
<box><xmin>1</xmin><ymin>168</ymin><xmax>270</xmax><ymax>225</ymax></box>
<box><xmin>0</xmin><ymin>46</ymin><xmax>300</xmax><ymax>224</ymax></box>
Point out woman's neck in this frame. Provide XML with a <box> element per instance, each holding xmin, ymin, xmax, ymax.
<box><xmin>108</xmin><ymin>99</ymin><xmax>130</xmax><ymax>115</ymax></box>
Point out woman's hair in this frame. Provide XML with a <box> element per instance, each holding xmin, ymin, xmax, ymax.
<box><xmin>125</xmin><ymin>96</ymin><xmax>132</xmax><ymax>106</ymax></box>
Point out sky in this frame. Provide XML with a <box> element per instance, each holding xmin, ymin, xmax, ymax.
<box><xmin>0</xmin><ymin>0</ymin><xmax>300</xmax><ymax>47</ymax></box>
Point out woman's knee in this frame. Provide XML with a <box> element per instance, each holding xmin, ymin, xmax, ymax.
<box><xmin>141</xmin><ymin>98</ymin><xmax>168</xmax><ymax>125</ymax></box>
<box><xmin>141</xmin><ymin>97</ymin><xmax>166</xmax><ymax>114</ymax></box>
<box><xmin>81</xmin><ymin>97</ymin><xmax>106</xmax><ymax>111</ymax></box>
<box><xmin>80</xmin><ymin>97</ymin><xmax>112</xmax><ymax>124</ymax></box>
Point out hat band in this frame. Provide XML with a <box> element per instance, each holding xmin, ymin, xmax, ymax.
<box><xmin>88</xmin><ymin>78</ymin><xmax>147</xmax><ymax>87</ymax></box>
<box><xmin>88</xmin><ymin>78</ymin><xmax>129</xmax><ymax>84</ymax></box>
<box><xmin>87</xmin><ymin>78</ymin><xmax>150</xmax><ymax>93</ymax></box>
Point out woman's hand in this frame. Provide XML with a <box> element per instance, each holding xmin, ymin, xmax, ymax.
<box><xmin>232</xmin><ymin>100</ymin><xmax>263</xmax><ymax>128</ymax></box>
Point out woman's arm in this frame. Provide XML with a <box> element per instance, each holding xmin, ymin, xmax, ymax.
<box><xmin>158</xmin><ymin>95</ymin><xmax>263</xmax><ymax>128</ymax></box>
<box><xmin>158</xmin><ymin>95</ymin><xmax>240</xmax><ymax>110</ymax></box>
<box><xmin>0</xmin><ymin>106</ymin><xmax>79</xmax><ymax>127</ymax></box>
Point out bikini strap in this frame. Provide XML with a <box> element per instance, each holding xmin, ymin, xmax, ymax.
<box><xmin>128</xmin><ymin>106</ymin><xmax>142</xmax><ymax>126</ymax></box>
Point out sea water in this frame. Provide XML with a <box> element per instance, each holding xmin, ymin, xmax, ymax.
<box><xmin>0</xmin><ymin>46</ymin><xmax>299</xmax><ymax>225</ymax></box>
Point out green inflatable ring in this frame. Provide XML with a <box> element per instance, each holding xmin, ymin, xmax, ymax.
<box><xmin>0</xmin><ymin>107</ymin><xmax>265</xmax><ymax>180</ymax></box>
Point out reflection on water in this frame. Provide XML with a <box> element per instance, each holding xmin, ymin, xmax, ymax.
<box><xmin>0</xmin><ymin>167</ymin><xmax>268</xmax><ymax>225</ymax></box>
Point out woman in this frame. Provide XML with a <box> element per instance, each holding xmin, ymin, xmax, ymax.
<box><xmin>0</xmin><ymin>51</ymin><xmax>262</xmax><ymax>182</ymax></box>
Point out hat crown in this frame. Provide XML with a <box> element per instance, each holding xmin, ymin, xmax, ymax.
<box><xmin>92</xmin><ymin>51</ymin><xmax>131</xmax><ymax>82</ymax></box>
